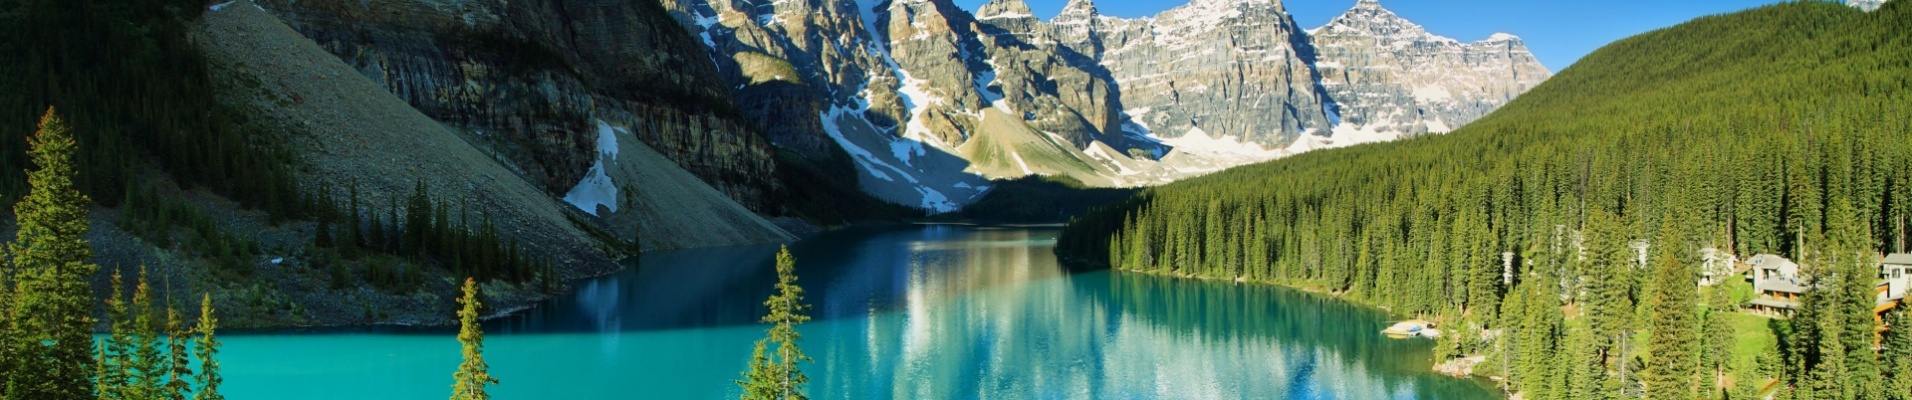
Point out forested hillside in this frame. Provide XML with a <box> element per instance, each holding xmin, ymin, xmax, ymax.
<box><xmin>0</xmin><ymin>0</ymin><xmax>586</xmax><ymax>325</ymax></box>
<box><xmin>1059</xmin><ymin>2</ymin><xmax>1911</xmax><ymax>399</ymax></box>
<box><xmin>0</xmin><ymin>0</ymin><xmax>297</xmax><ymax>210</ymax></box>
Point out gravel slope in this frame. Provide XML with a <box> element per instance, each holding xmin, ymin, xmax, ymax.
<box><xmin>187</xmin><ymin>0</ymin><xmax>793</xmax><ymax>325</ymax></box>
<box><xmin>198</xmin><ymin>1</ymin><xmax>617</xmax><ymax>275</ymax></box>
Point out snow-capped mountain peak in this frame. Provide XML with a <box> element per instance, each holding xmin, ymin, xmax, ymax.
<box><xmin>1056</xmin><ymin>0</ymin><xmax>1098</xmax><ymax>22</ymax></box>
<box><xmin>1315</xmin><ymin>0</ymin><xmax>1435</xmax><ymax>43</ymax></box>
<box><xmin>976</xmin><ymin>0</ymin><xmax>1036</xmax><ymax>21</ymax></box>
<box><xmin>659</xmin><ymin>0</ymin><xmax>1549</xmax><ymax>211</ymax></box>
<box><xmin>1307</xmin><ymin>0</ymin><xmax>1550</xmax><ymax>142</ymax></box>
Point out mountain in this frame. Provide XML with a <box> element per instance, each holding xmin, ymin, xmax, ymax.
<box><xmin>1305</xmin><ymin>0</ymin><xmax>1549</xmax><ymax>148</ymax></box>
<box><xmin>1851</xmin><ymin>0</ymin><xmax>1889</xmax><ymax>11</ymax></box>
<box><xmin>247</xmin><ymin>0</ymin><xmax>811</xmax><ymax>230</ymax></box>
<box><xmin>204</xmin><ymin>1</ymin><xmax>793</xmax><ymax>324</ymax></box>
<box><xmin>1093</xmin><ymin>0</ymin><xmax>1329</xmax><ymax>148</ymax></box>
<box><xmin>660</xmin><ymin>0</ymin><xmax>1551</xmax><ymax>210</ymax></box>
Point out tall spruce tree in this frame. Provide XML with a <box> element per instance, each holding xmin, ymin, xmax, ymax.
<box><xmin>736</xmin><ymin>246</ymin><xmax>812</xmax><ymax>400</ymax></box>
<box><xmin>1585</xmin><ymin>209</ymin><xmax>1635</xmax><ymax>349</ymax></box>
<box><xmin>1829</xmin><ymin>198</ymin><xmax>1884</xmax><ymax>400</ymax></box>
<box><xmin>6</xmin><ymin>107</ymin><xmax>100</xmax><ymax>400</ymax></box>
<box><xmin>450</xmin><ymin>278</ymin><xmax>497</xmax><ymax>400</ymax></box>
<box><xmin>132</xmin><ymin>268</ymin><xmax>166</xmax><ymax>399</ymax></box>
<box><xmin>405</xmin><ymin>181</ymin><xmax>430</xmax><ymax>257</ymax></box>
<box><xmin>1643</xmin><ymin>250</ymin><xmax>1698</xmax><ymax>400</ymax></box>
<box><xmin>0</xmin><ymin>260</ymin><xmax>14</xmax><ymax>396</ymax></box>
<box><xmin>193</xmin><ymin>293</ymin><xmax>223</xmax><ymax>400</ymax></box>
<box><xmin>1565</xmin><ymin>323</ymin><xmax>1609</xmax><ymax>400</ymax></box>
<box><xmin>1515</xmin><ymin>274</ymin><xmax>1563</xmax><ymax>398</ymax></box>
<box><xmin>1885</xmin><ymin>309</ymin><xmax>1912</xmax><ymax>400</ymax></box>
<box><xmin>164</xmin><ymin>303</ymin><xmax>191</xmax><ymax>400</ymax></box>
<box><xmin>736</xmin><ymin>338</ymin><xmax>778</xmax><ymax>400</ymax></box>
<box><xmin>1702</xmin><ymin>287</ymin><xmax>1737</xmax><ymax>398</ymax></box>
<box><xmin>101</xmin><ymin>269</ymin><xmax>133</xmax><ymax>400</ymax></box>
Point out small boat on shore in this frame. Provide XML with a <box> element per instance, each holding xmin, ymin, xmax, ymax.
<box><xmin>1383</xmin><ymin>320</ymin><xmax>1441</xmax><ymax>339</ymax></box>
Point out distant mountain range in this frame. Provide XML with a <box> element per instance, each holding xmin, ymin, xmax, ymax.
<box><xmin>659</xmin><ymin>0</ymin><xmax>1551</xmax><ymax>210</ymax></box>
<box><xmin>1851</xmin><ymin>0</ymin><xmax>1888</xmax><ymax>11</ymax></box>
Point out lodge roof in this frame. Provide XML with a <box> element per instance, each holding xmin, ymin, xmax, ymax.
<box><xmin>1760</xmin><ymin>279</ymin><xmax>1808</xmax><ymax>294</ymax></box>
<box><xmin>1885</xmin><ymin>253</ymin><xmax>1912</xmax><ymax>266</ymax></box>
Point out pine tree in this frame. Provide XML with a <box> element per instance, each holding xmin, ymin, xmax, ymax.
<box><xmin>1702</xmin><ymin>287</ymin><xmax>1737</xmax><ymax>398</ymax></box>
<box><xmin>1884</xmin><ymin>309</ymin><xmax>1912</xmax><ymax>400</ymax></box>
<box><xmin>450</xmin><ymin>278</ymin><xmax>497</xmax><ymax>400</ymax></box>
<box><xmin>132</xmin><ymin>268</ymin><xmax>166</xmax><ymax>399</ymax></box>
<box><xmin>193</xmin><ymin>293</ymin><xmax>223</xmax><ymax>400</ymax></box>
<box><xmin>1829</xmin><ymin>198</ymin><xmax>1884</xmax><ymax>400</ymax></box>
<box><xmin>315</xmin><ymin>217</ymin><xmax>333</xmax><ymax>249</ymax></box>
<box><xmin>1804</xmin><ymin>296</ymin><xmax>1846</xmax><ymax>400</ymax></box>
<box><xmin>0</xmin><ymin>261</ymin><xmax>15</xmax><ymax>394</ymax></box>
<box><xmin>1513</xmin><ymin>275</ymin><xmax>1563</xmax><ymax>398</ymax></box>
<box><xmin>347</xmin><ymin>181</ymin><xmax>364</xmax><ymax>251</ymax></box>
<box><xmin>1585</xmin><ymin>209</ymin><xmax>1635</xmax><ymax>348</ymax></box>
<box><xmin>735</xmin><ymin>339</ymin><xmax>778</xmax><ymax>400</ymax></box>
<box><xmin>1565</xmin><ymin>323</ymin><xmax>1609</xmax><ymax>400</ymax></box>
<box><xmin>6</xmin><ymin>108</ymin><xmax>100</xmax><ymax>400</ymax></box>
<box><xmin>1643</xmin><ymin>250</ymin><xmax>1698</xmax><ymax>400</ymax></box>
<box><xmin>101</xmin><ymin>269</ymin><xmax>133</xmax><ymax>400</ymax></box>
<box><xmin>164</xmin><ymin>304</ymin><xmax>191</xmax><ymax>400</ymax></box>
<box><xmin>1464</xmin><ymin>213</ymin><xmax>1503</xmax><ymax>320</ymax></box>
<box><xmin>405</xmin><ymin>181</ymin><xmax>430</xmax><ymax>257</ymax></box>
<box><xmin>736</xmin><ymin>246</ymin><xmax>812</xmax><ymax>400</ymax></box>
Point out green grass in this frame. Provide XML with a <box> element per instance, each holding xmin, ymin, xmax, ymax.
<box><xmin>1701</xmin><ymin>276</ymin><xmax>1780</xmax><ymax>394</ymax></box>
<box><xmin>1722</xmin><ymin>312</ymin><xmax>1777</xmax><ymax>368</ymax></box>
<box><xmin>1704</xmin><ymin>274</ymin><xmax>1778</xmax><ymax>371</ymax></box>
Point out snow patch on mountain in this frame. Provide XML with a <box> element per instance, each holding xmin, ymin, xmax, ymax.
<box><xmin>563</xmin><ymin>120</ymin><xmax>625</xmax><ymax>216</ymax></box>
<box><xmin>662</xmin><ymin>0</ymin><xmax>1545</xmax><ymax>212</ymax></box>
<box><xmin>819</xmin><ymin>102</ymin><xmax>988</xmax><ymax>213</ymax></box>
<box><xmin>1412</xmin><ymin>85</ymin><xmax>1453</xmax><ymax>102</ymax></box>
<box><xmin>821</xmin><ymin>106</ymin><xmax>910</xmax><ymax>183</ymax></box>
<box><xmin>1157</xmin><ymin>127</ymin><xmax>1283</xmax><ymax>161</ymax></box>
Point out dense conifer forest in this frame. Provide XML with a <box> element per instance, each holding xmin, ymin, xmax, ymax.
<box><xmin>1059</xmin><ymin>2</ymin><xmax>1912</xmax><ymax>399</ymax></box>
<box><xmin>0</xmin><ymin>0</ymin><xmax>567</xmax><ymax>295</ymax></box>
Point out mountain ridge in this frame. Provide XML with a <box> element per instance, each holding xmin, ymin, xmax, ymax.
<box><xmin>662</xmin><ymin>0</ymin><xmax>1552</xmax><ymax>211</ymax></box>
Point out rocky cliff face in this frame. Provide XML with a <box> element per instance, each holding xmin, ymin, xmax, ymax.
<box><xmin>1307</xmin><ymin>0</ymin><xmax>1550</xmax><ymax>145</ymax></box>
<box><xmin>287</xmin><ymin>0</ymin><xmax>1545</xmax><ymax>213</ymax></box>
<box><xmin>1095</xmin><ymin>0</ymin><xmax>1332</xmax><ymax>148</ymax></box>
<box><xmin>658</xmin><ymin>0</ymin><xmax>1148</xmax><ymax>211</ymax></box>
<box><xmin>972</xmin><ymin>0</ymin><xmax>1122</xmax><ymax>148</ymax></box>
<box><xmin>659</xmin><ymin>0</ymin><xmax>1549</xmax><ymax>211</ymax></box>
<box><xmin>256</xmin><ymin>0</ymin><xmax>780</xmax><ymax>213</ymax></box>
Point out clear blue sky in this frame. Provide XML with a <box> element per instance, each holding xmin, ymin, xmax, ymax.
<box><xmin>954</xmin><ymin>0</ymin><xmax>1782</xmax><ymax>72</ymax></box>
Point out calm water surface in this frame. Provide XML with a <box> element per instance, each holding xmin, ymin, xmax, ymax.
<box><xmin>220</xmin><ymin>226</ymin><xmax>1502</xmax><ymax>399</ymax></box>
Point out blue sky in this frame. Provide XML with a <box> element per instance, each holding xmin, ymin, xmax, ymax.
<box><xmin>953</xmin><ymin>0</ymin><xmax>1781</xmax><ymax>71</ymax></box>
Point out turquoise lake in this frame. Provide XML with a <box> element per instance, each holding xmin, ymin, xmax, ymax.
<box><xmin>218</xmin><ymin>226</ymin><xmax>1502</xmax><ymax>399</ymax></box>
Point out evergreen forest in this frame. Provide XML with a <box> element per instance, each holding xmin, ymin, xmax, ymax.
<box><xmin>0</xmin><ymin>0</ymin><xmax>579</xmax><ymax>306</ymax></box>
<box><xmin>1059</xmin><ymin>2</ymin><xmax>1912</xmax><ymax>399</ymax></box>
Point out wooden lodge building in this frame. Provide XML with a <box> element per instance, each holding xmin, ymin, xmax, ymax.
<box><xmin>1747</xmin><ymin>254</ymin><xmax>1806</xmax><ymax>317</ymax></box>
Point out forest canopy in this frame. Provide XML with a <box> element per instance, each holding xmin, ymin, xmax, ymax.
<box><xmin>1059</xmin><ymin>2</ymin><xmax>1911</xmax><ymax>399</ymax></box>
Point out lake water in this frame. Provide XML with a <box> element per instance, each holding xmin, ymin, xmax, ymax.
<box><xmin>219</xmin><ymin>226</ymin><xmax>1502</xmax><ymax>399</ymax></box>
